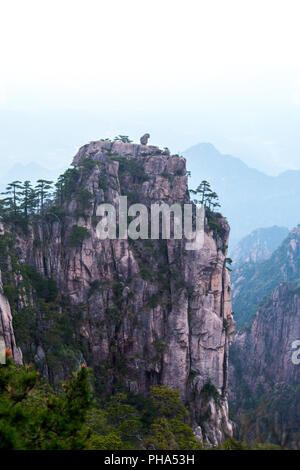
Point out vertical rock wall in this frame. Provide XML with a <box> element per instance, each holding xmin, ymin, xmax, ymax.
<box><xmin>1</xmin><ymin>140</ymin><xmax>235</xmax><ymax>445</ymax></box>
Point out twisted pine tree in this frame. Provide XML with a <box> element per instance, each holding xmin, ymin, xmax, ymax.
<box><xmin>189</xmin><ymin>180</ymin><xmax>221</xmax><ymax>211</ymax></box>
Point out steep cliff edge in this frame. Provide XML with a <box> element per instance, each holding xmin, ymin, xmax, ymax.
<box><xmin>0</xmin><ymin>267</ymin><xmax>22</xmax><ymax>365</ymax></box>
<box><xmin>229</xmin><ymin>228</ymin><xmax>300</xmax><ymax>444</ymax></box>
<box><xmin>0</xmin><ymin>221</ymin><xmax>22</xmax><ymax>364</ymax></box>
<box><xmin>231</xmin><ymin>226</ymin><xmax>300</xmax><ymax>328</ymax></box>
<box><xmin>0</xmin><ymin>139</ymin><xmax>235</xmax><ymax>445</ymax></box>
<box><xmin>230</xmin><ymin>283</ymin><xmax>300</xmax><ymax>443</ymax></box>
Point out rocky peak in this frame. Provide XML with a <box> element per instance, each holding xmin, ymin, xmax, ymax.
<box><xmin>0</xmin><ymin>138</ymin><xmax>234</xmax><ymax>446</ymax></box>
<box><xmin>72</xmin><ymin>140</ymin><xmax>170</xmax><ymax>167</ymax></box>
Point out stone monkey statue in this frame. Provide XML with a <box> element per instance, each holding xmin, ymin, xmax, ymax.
<box><xmin>140</xmin><ymin>133</ymin><xmax>150</xmax><ymax>145</ymax></box>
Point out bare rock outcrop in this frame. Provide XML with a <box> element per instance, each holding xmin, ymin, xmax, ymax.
<box><xmin>140</xmin><ymin>133</ymin><xmax>150</xmax><ymax>145</ymax></box>
<box><xmin>1</xmin><ymin>139</ymin><xmax>235</xmax><ymax>445</ymax></box>
<box><xmin>0</xmin><ymin>268</ymin><xmax>22</xmax><ymax>364</ymax></box>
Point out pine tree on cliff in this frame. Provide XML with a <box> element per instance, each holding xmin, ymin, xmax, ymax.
<box><xmin>114</xmin><ymin>135</ymin><xmax>133</xmax><ymax>143</ymax></box>
<box><xmin>35</xmin><ymin>179</ymin><xmax>53</xmax><ymax>213</ymax></box>
<box><xmin>21</xmin><ymin>180</ymin><xmax>38</xmax><ymax>217</ymax></box>
<box><xmin>54</xmin><ymin>169</ymin><xmax>80</xmax><ymax>205</ymax></box>
<box><xmin>189</xmin><ymin>180</ymin><xmax>221</xmax><ymax>211</ymax></box>
<box><xmin>208</xmin><ymin>191</ymin><xmax>221</xmax><ymax>211</ymax></box>
<box><xmin>54</xmin><ymin>174</ymin><xmax>65</xmax><ymax>207</ymax></box>
<box><xmin>197</xmin><ymin>180</ymin><xmax>212</xmax><ymax>205</ymax></box>
<box><xmin>1</xmin><ymin>180</ymin><xmax>23</xmax><ymax>216</ymax></box>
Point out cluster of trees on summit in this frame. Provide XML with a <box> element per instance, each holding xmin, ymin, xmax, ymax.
<box><xmin>0</xmin><ymin>174</ymin><xmax>71</xmax><ymax>220</ymax></box>
<box><xmin>0</xmin><ymin>179</ymin><xmax>54</xmax><ymax>217</ymax></box>
<box><xmin>0</xmin><ymin>157</ymin><xmax>222</xmax><ymax>229</ymax></box>
<box><xmin>0</xmin><ymin>165</ymin><xmax>84</xmax><ymax>225</ymax></box>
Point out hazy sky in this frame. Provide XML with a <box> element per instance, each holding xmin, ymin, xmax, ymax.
<box><xmin>1</xmin><ymin>0</ymin><xmax>300</xmax><ymax>175</ymax></box>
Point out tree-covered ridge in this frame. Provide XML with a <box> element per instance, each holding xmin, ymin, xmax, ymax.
<box><xmin>0</xmin><ymin>156</ymin><xmax>224</xmax><ymax>235</ymax></box>
<box><xmin>0</xmin><ymin>171</ymin><xmax>78</xmax><ymax>224</ymax></box>
<box><xmin>0</xmin><ymin>136</ymin><xmax>135</xmax><ymax>223</ymax></box>
<box><xmin>231</xmin><ymin>226</ymin><xmax>300</xmax><ymax>328</ymax></box>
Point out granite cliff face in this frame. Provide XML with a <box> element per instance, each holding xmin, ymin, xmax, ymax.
<box><xmin>232</xmin><ymin>283</ymin><xmax>300</xmax><ymax>387</ymax></box>
<box><xmin>0</xmin><ymin>266</ymin><xmax>22</xmax><ymax>365</ymax></box>
<box><xmin>230</xmin><ymin>283</ymin><xmax>300</xmax><ymax>442</ymax></box>
<box><xmin>0</xmin><ymin>140</ymin><xmax>235</xmax><ymax>445</ymax></box>
<box><xmin>231</xmin><ymin>226</ymin><xmax>300</xmax><ymax>328</ymax></box>
<box><xmin>229</xmin><ymin>227</ymin><xmax>300</xmax><ymax>443</ymax></box>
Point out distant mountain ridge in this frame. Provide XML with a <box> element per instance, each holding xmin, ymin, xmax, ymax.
<box><xmin>231</xmin><ymin>226</ymin><xmax>289</xmax><ymax>265</ymax></box>
<box><xmin>229</xmin><ymin>224</ymin><xmax>300</xmax><ymax>443</ymax></box>
<box><xmin>0</xmin><ymin>162</ymin><xmax>64</xmax><ymax>192</ymax></box>
<box><xmin>183</xmin><ymin>143</ymin><xmax>300</xmax><ymax>246</ymax></box>
<box><xmin>231</xmin><ymin>225</ymin><xmax>300</xmax><ymax>328</ymax></box>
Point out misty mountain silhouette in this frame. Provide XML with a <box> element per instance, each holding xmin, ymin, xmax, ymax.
<box><xmin>183</xmin><ymin>143</ymin><xmax>300</xmax><ymax>246</ymax></box>
<box><xmin>0</xmin><ymin>162</ymin><xmax>64</xmax><ymax>193</ymax></box>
